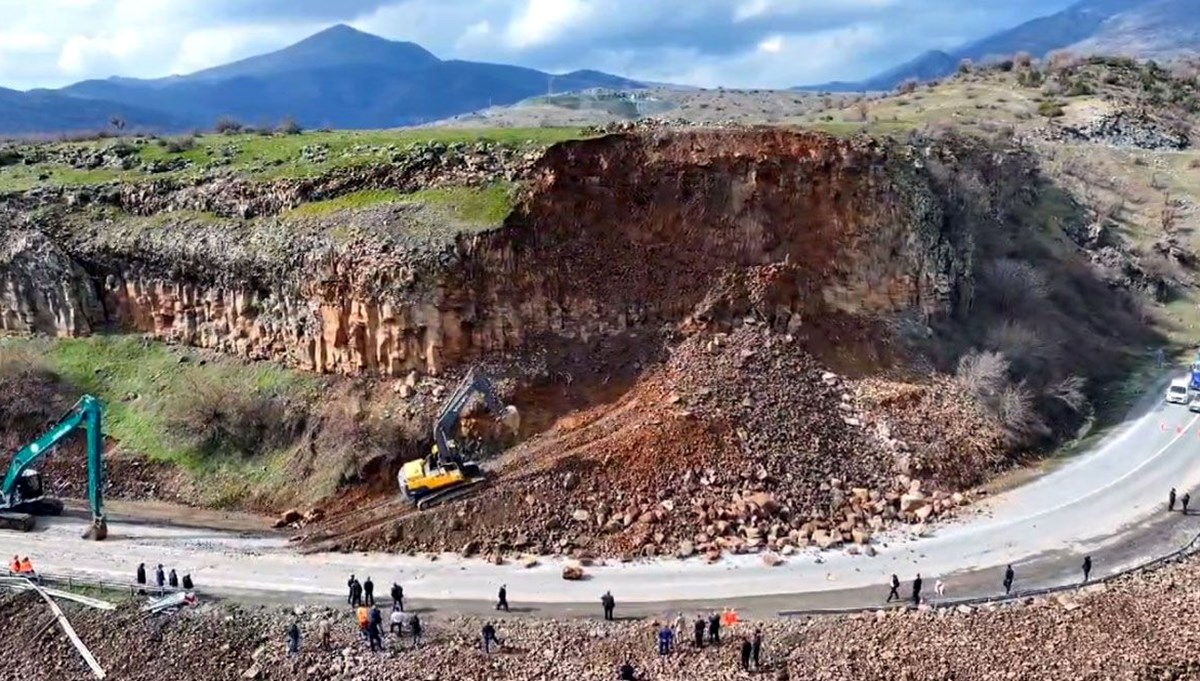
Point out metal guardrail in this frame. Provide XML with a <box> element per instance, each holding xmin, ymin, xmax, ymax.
<box><xmin>5</xmin><ymin>572</ymin><xmax>190</xmax><ymax>599</ymax></box>
<box><xmin>778</xmin><ymin>526</ymin><xmax>1200</xmax><ymax>617</ymax></box>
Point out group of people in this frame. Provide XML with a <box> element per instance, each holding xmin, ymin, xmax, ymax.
<box><xmin>653</xmin><ymin>615</ymin><xmax>765</xmax><ymax>671</ymax></box>
<box><xmin>135</xmin><ymin>562</ymin><xmax>192</xmax><ymax>591</ymax></box>
<box><xmin>1169</xmin><ymin>488</ymin><xmax>1192</xmax><ymax>514</ymax></box>
<box><xmin>339</xmin><ymin>574</ymin><xmax>420</xmax><ymax>653</ymax></box>
<box><xmin>7</xmin><ymin>555</ymin><xmax>36</xmax><ymax>576</ymax></box>
<box><xmin>886</xmin><ymin>555</ymin><xmax>1096</xmax><ymax>607</ymax></box>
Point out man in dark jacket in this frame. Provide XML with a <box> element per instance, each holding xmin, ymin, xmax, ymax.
<box><xmin>168</xmin><ymin>569</ymin><xmax>178</xmax><ymax>589</ymax></box>
<box><xmin>1003</xmin><ymin>565</ymin><xmax>1015</xmax><ymax>595</ymax></box>
<box><xmin>363</xmin><ymin>576</ymin><xmax>375</xmax><ymax>607</ymax></box>
<box><xmin>482</xmin><ymin>622</ymin><xmax>501</xmax><ymax>654</ymax></box>
<box><xmin>155</xmin><ymin>565</ymin><xmax>165</xmax><ymax>590</ymax></box>
<box><xmin>601</xmin><ymin>591</ymin><xmax>615</xmax><ymax>620</ymax></box>
<box><xmin>347</xmin><ymin>574</ymin><xmax>357</xmax><ymax>605</ymax></box>
<box><xmin>693</xmin><ymin>617</ymin><xmax>706</xmax><ymax>648</ymax></box>
<box><xmin>350</xmin><ymin>579</ymin><xmax>363</xmax><ymax>608</ymax></box>
<box><xmin>181</xmin><ymin>574</ymin><xmax>193</xmax><ymax>590</ymax></box>
<box><xmin>739</xmin><ymin>637</ymin><xmax>753</xmax><ymax>671</ymax></box>
<box><xmin>911</xmin><ymin>573</ymin><xmax>923</xmax><ymax>606</ymax></box>
<box><xmin>708</xmin><ymin>612</ymin><xmax>721</xmax><ymax>645</ymax></box>
<box><xmin>135</xmin><ymin>563</ymin><xmax>146</xmax><ymax>585</ymax></box>
<box><xmin>751</xmin><ymin>627</ymin><xmax>764</xmax><ymax>669</ymax></box>
<box><xmin>1082</xmin><ymin>555</ymin><xmax>1093</xmax><ymax>583</ymax></box>
<box><xmin>497</xmin><ymin>584</ymin><xmax>510</xmax><ymax>612</ymax></box>
<box><xmin>287</xmin><ymin>622</ymin><xmax>301</xmax><ymax>655</ymax></box>
<box><xmin>619</xmin><ymin>661</ymin><xmax>637</xmax><ymax>681</ymax></box>
<box><xmin>410</xmin><ymin>613</ymin><xmax>423</xmax><ymax>647</ymax></box>
<box><xmin>391</xmin><ymin>582</ymin><xmax>404</xmax><ymax>610</ymax></box>
<box><xmin>886</xmin><ymin>574</ymin><xmax>900</xmax><ymax>602</ymax></box>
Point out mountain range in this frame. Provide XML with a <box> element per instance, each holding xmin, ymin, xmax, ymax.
<box><xmin>1</xmin><ymin>0</ymin><xmax>1197</xmax><ymax>136</ymax></box>
<box><xmin>801</xmin><ymin>0</ymin><xmax>1198</xmax><ymax>92</ymax></box>
<box><xmin>1</xmin><ymin>25</ymin><xmax>642</xmax><ymax>135</ymax></box>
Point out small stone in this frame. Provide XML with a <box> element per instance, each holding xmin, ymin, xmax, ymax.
<box><xmin>761</xmin><ymin>553</ymin><xmax>785</xmax><ymax>567</ymax></box>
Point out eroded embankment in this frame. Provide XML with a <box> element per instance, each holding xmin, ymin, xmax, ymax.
<box><xmin>0</xmin><ymin>129</ymin><xmax>1155</xmax><ymax>558</ymax></box>
<box><xmin>0</xmin><ymin>130</ymin><xmax>961</xmax><ymax>378</ymax></box>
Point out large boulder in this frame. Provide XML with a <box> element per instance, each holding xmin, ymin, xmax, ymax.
<box><xmin>562</xmin><ymin>564</ymin><xmax>586</xmax><ymax>581</ymax></box>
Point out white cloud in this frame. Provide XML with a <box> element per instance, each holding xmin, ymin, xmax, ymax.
<box><xmin>504</xmin><ymin>0</ymin><xmax>594</xmax><ymax>48</ymax></box>
<box><xmin>0</xmin><ymin>0</ymin><xmax>1082</xmax><ymax>90</ymax></box>
<box><xmin>757</xmin><ymin>35</ymin><xmax>784</xmax><ymax>54</ymax></box>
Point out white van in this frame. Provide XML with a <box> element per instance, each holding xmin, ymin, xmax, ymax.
<box><xmin>1167</xmin><ymin>378</ymin><xmax>1190</xmax><ymax>405</ymax></box>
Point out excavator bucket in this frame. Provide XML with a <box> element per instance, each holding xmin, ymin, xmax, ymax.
<box><xmin>82</xmin><ymin>517</ymin><xmax>107</xmax><ymax>541</ymax></box>
<box><xmin>498</xmin><ymin>405</ymin><xmax>521</xmax><ymax>435</ymax></box>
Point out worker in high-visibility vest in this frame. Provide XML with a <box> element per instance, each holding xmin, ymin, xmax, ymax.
<box><xmin>8</xmin><ymin>556</ymin><xmax>19</xmax><ymax>574</ymax></box>
<box><xmin>17</xmin><ymin>557</ymin><xmax>34</xmax><ymax>574</ymax></box>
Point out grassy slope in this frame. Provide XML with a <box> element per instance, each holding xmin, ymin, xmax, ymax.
<box><xmin>285</xmin><ymin>183</ymin><xmax>516</xmax><ymax>227</ymax></box>
<box><xmin>0</xmin><ymin>127</ymin><xmax>585</xmax><ymax>192</ymax></box>
<box><xmin>0</xmin><ymin>335</ymin><xmax>321</xmax><ymax>507</ymax></box>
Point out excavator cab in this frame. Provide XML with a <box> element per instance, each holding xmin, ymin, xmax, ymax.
<box><xmin>398</xmin><ymin>369</ymin><xmax>518</xmax><ymax>510</ymax></box>
<box><xmin>1</xmin><ymin>395</ymin><xmax>106</xmax><ymax>539</ymax></box>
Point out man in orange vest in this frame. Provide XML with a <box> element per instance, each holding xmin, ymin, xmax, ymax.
<box><xmin>8</xmin><ymin>556</ymin><xmax>19</xmax><ymax>574</ymax></box>
<box><xmin>18</xmin><ymin>557</ymin><xmax>34</xmax><ymax>574</ymax></box>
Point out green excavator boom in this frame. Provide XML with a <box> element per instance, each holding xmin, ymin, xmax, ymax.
<box><xmin>0</xmin><ymin>394</ymin><xmax>107</xmax><ymax>539</ymax></box>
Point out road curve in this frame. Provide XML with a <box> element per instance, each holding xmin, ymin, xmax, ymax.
<box><xmin>7</xmin><ymin>372</ymin><xmax>1200</xmax><ymax>612</ymax></box>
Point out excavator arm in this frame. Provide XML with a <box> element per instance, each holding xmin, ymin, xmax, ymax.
<box><xmin>431</xmin><ymin>369</ymin><xmax>518</xmax><ymax>466</ymax></box>
<box><xmin>0</xmin><ymin>394</ymin><xmax>107</xmax><ymax>539</ymax></box>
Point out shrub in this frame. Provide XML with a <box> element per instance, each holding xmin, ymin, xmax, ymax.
<box><xmin>897</xmin><ymin>78</ymin><xmax>919</xmax><ymax>95</ymax></box>
<box><xmin>1066</xmin><ymin>80</ymin><xmax>1094</xmax><ymax>97</ymax></box>
<box><xmin>958</xmin><ymin>59</ymin><xmax>974</xmax><ymax>74</ymax></box>
<box><xmin>979</xmin><ymin>259</ymin><xmax>1049</xmax><ymax>313</ymax></box>
<box><xmin>955</xmin><ymin>350</ymin><xmax>1010</xmax><ymax>401</ymax></box>
<box><xmin>1038</xmin><ymin>100</ymin><xmax>1065</xmax><ymax>118</ymax></box>
<box><xmin>167</xmin><ymin>379</ymin><xmax>307</xmax><ymax>459</ymax></box>
<box><xmin>277</xmin><ymin>116</ymin><xmax>303</xmax><ymax>135</ymax></box>
<box><xmin>0</xmin><ymin>348</ymin><xmax>75</xmax><ymax>450</ymax></box>
<box><xmin>214</xmin><ymin>117</ymin><xmax>244</xmax><ymax>134</ymax></box>
<box><xmin>159</xmin><ymin>136</ymin><xmax>195</xmax><ymax>153</ymax></box>
<box><xmin>1014</xmin><ymin>52</ymin><xmax>1033</xmax><ymax>69</ymax></box>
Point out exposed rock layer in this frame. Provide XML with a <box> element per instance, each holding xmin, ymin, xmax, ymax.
<box><xmin>0</xmin><ymin>130</ymin><xmax>965</xmax><ymax>378</ymax></box>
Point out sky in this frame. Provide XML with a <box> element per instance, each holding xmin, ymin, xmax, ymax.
<box><xmin>0</xmin><ymin>0</ymin><xmax>1081</xmax><ymax>90</ymax></box>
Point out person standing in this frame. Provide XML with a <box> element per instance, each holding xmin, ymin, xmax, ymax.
<box><xmin>1169</xmin><ymin>488</ymin><xmax>1177</xmax><ymax>512</ymax></box>
<box><xmin>1184</xmin><ymin>493</ymin><xmax>1192</xmax><ymax>514</ymax></box>
<box><xmin>155</xmin><ymin>564</ymin><xmax>165</xmax><ymax>590</ymax></box>
<box><xmin>708</xmin><ymin>612</ymin><xmax>721</xmax><ymax>645</ymax></box>
<box><xmin>410</xmin><ymin>612</ymin><xmax>423</xmax><ymax>647</ymax></box>
<box><xmin>135</xmin><ymin>563</ymin><xmax>146</xmax><ymax>585</ymax></box>
<box><xmin>751</xmin><ymin>627</ymin><xmax>764</xmax><ymax>669</ymax></box>
<box><xmin>886</xmin><ymin>574</ymin><xmax>901</xmax><ymax>603</ymax></box>
<box><xmin>497</xmin><ymin>584</ymin><xmax>510</xmax><ymax>612</ymax></box>
<box><xmin>657</xmin><ymin>625</ymin><xmax>674</xmax><ymax>656</ymax></box>
<box><xmin>391</xmin><ymin>582</ymin><xmax>404</xmax><ymax>610</ymax></box>
<box><xmin>390</xmin><ymin>607</ymin><xmax>404</xmax><ymax>638</ymax></box>
<box><xmin>367</xmin><ymin>618</ymin><xmax>383</xmax><ymax>652</ymax></box>
<box><xmin>318</xmin><ymin>618</ymin><xmax>332</xmax><ymax>651</ymax></box>
<box><xmin>168</xmin><ymin>569</ymin><xmax>179</xmax><ymax>589</ymax></box>
<box><xmin>346</xmin><ymin>574</ymin><xmax>357</xmax><ymax>605</ymax></box>
<box><xmin>350</xmin><ymin>579</ymin><xmax>363</xmax><ymax>608</ymax></box>
<box><xmin>482</xmin><ymin>622</ymin><xmax>500</xmax><ymax>654</ymax></box>
<box><xmin>287</xmin><ymin>622</ymin><xmax>301</xmax><ymax>655</ymax></box>
<box><xmin>740</xmin><ymin>637</ymin><xmax>753</xmax><ymax>671</ymax></box>
<box><xmin>1082</xmin><ymin>555</ymin><xmax>1093</xmax><ymax>583</ymax></box>
<box><xmin>935</xmin><ymin>579</ymin><xmax>946</xmax><ymax>598</ymax></box>
<box><xmin>181</xmin><ymin>574</ymin><xmax>193</xmax><ymax>590</ymax></box>
<box><xmin>1003</xmin><ymin>565</ymin><xmax>1015</xmax><ymax>595</ymax></box>
<box><xmin>601</xmin><ymin>591</ymin><xmax>616</xmax><ymax>621</ymax></box>
<box><xmin>911</xmin><ymin>573</ymin><xmax>923</xmax><ymax>606</ymax></box>
<box><xmin>693</xmin><ymin>616</ymin><xmax>706</xmax><ymax>648</ymax></box>
<box><xmin>619</xmin><ymin>661</ymin><xmax>637</xmax><ymax>681</ymax></box>
<box><xmin>672</xmin><ymin>612</ymin><xmax>686</xmax><ymax>642</ymax></box>
<box><xmin>363</xmin><ymin>577</ymin><xmax>375</xmax><ymax>607</ymax></box>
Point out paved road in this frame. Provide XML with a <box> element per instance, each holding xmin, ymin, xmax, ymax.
<box><xmin>8</xmin><ymin>372</ymin><xmax>1200</xmax><ymax>617</ymax></box>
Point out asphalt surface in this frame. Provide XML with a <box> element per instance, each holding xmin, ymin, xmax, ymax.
<box><xmin>6</xmin><ymin>371</ymin><xmax>1200</xmax><ymax>618</ymax></box>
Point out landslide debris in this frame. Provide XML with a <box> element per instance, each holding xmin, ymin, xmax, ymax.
<box><xmin>7</xmin><ymin>552</ymin><xmax>1200</xmax><ymax>681</ymax></box>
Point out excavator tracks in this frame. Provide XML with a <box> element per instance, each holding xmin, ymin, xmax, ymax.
<box><xmin>415</xmin><ymin>478</ymin><xmax>488</xmax><ymax>510</ymax></box>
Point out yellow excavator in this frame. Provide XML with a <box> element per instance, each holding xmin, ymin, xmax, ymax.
<box><xmin>398</xmin><ymin>368</ymin><xmax>519</xmax><ymax>510</ymax></box>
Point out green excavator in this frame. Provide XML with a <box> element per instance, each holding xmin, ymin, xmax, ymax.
<box><xmin>0</xmin><ymin>394</ymin><xmax>108</xmax><ymax>540</ymax></box>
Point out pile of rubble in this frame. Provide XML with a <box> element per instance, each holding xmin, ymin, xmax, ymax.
<box><xmin>9</xmin><ymin>551</ymin><xmax>1200</xmax><ymax>680</ymax></box>
<box><xmin>341</xmin><ymin>325</ymin><xmax>985</xmax><ymax>560</ymax></box>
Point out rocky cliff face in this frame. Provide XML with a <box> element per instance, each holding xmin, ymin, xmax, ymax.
<box><xmin>0</xmin><ymin>130</ymin><xmax>975</xmax><ymax>377</ymax></box>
